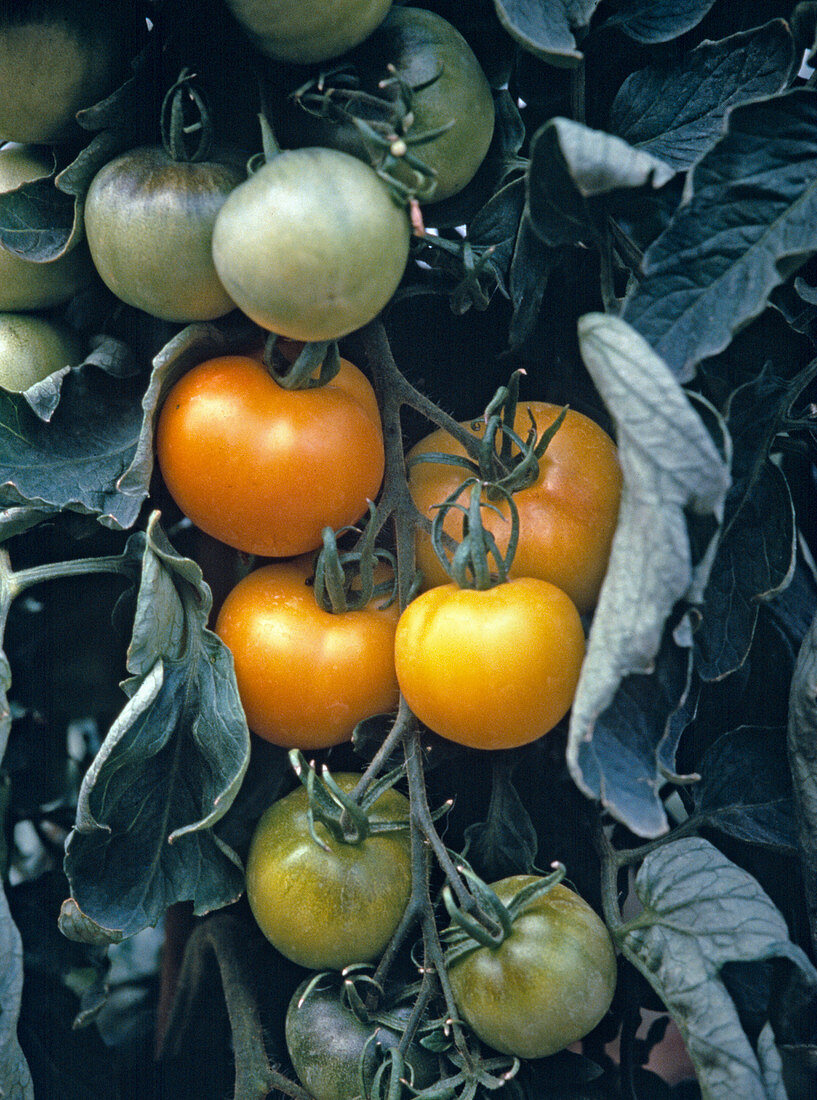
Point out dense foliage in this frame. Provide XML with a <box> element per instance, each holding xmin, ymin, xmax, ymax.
<box><xmin>2</xmin><ymin>1</ymin><xmax>817</xmax><ymax>1098</ymax></box>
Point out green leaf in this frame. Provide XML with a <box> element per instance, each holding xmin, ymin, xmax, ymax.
<box><xmin>618</xmin><ymin>837</ymin><xmax>817</xmax><ymax>1099</ymax></box>
<box><xmin>788</xmin><ymin>605</ymin><xmax>817</xmax><ymax>959</ymax></box>
<box><xmin>603</xmin><ymin>0</ymin><xmax>718</xmax><ymax>44</ymax></box>
<box><xmin>570</xmin><ymin>314</ymin><xmax>730</xmax><ymax>836</ymax></box>
<box><xmin>508</xmin><ymin>214</ymin><xmax>559</xmax><ymax>347</ymax></box>
<box><xmin>609</xmin><ymin>21</ymin><xmax>797</xmax><ymax>171</ymax></box>
<box><xmin>0</xmin><ymin>364</ymin><xmax>146</xmax><ymax>530</ymax></box>
<box><xmin>493</xmin><ymin>0</ymin><xmax>601</xmax><ymax>68</ymax></box>
<box><xmin>693</xmin><ymin>727</ymin><xmax>797</xmax><ymax>852</ymax></box>
<box><xmin>0</xmin><ymin>166</ymin><xmax>75</xmax><ymax>262</ymax></box>
<box><xmin>0</xmin><ymin>884</ymin><xmax>33</xmax><ymax>1100</ymax></box>
<box><xmin>63</xmin><ymin>513</ymin><xmax>251</xmax><ymax>940</ymax></box>
<box><xmin>527</xmin><ymin>117</ymin><xmax>674</xmax><ymax>248</ymax></box>
<box><xmin>463</xmin><ymin>755</ymin><xmax>538</xmax><ymax>879</ymax></box>
<box><xmin>622</xmin><ymin>88</ymin><xmax>817</xmax><ymax>381</ymax></box>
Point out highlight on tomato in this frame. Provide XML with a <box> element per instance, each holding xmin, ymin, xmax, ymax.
<box><xmin>211</xmin><ymin>147</ymin><xmax>411</xmax><ymax>342</ymax></box>
<box><xmin>444</xmin><ymin>870</ymin><xmax>617</xmax><ymax>1059</ymax></box>
<box><xmin>155</xmin><ymin>351</ymin><xmax>385</xmax><ymax>558</ymax></box>
<box><xmin>215</xmin><ymin>553</ymin><xmax>400</xmax><ymax>750</ymax></box>
<box><xmin>245</xmin><ymin>768</ymin><xmax>411</xmax><ymax>970</ymax></box>
<box><xmin>408</xmin><ymin>398</ymin><xmax>622</xmax><ymax>614</ymax></box>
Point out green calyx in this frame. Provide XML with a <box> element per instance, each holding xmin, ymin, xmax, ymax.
<box><xmin>160</xmin><ymin>68</ymin><xmax>214</xmax><ymax>163</ymax></box>
<box><xmin>430</xmin><ymin>478</ymin><xmax>519</xmax><ymax>591</ymax></box>
<box><xmin>292</xmin><ymin>62</ymin><xmax>452</xmax><ymax>202</ymax></box>
<box><xmin>312</xmin><ymin>503</ymin><xmax>397</xmax><ymax>614</ymax></box>
<box><xmin>410</xmin><ymin>372</ymin><xmax>569</xmax><ymax>496</ymax></box>
<box><xmin>442</xmin><ymin>863</ymin><xmax>567</xmax><ymax>965</ymax></box>
<box><xmin>261</xmin><ymin>333</ymin><xmax>342</xmax><ymax>389</ymax></box>
<box><xmin>289</xmin><ymin>751</ymin><xmax>409</xmax><ymax>849</ymax></box>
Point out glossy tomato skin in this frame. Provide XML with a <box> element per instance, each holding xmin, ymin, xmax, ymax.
<box><xmin>211</xmin><ymin>148</ymin><xmax>410</xmax><ymax>342</ymax></box>
<box><xmin>84</xmin><ymin>147</ymin><xmax>244</xmax><ymax>322</ymax></box>
<box><xmin>246</xmin><ymin>775</ymin><xmax>411</xmax><ymax>970</ymax></box>
<box><xmin>0</xmin><ymin>7</ymin><xmax>132</xmax><ymax>144</ymax></box>
<box><xmin>225</xmin><ymin>0</ymin><xmax>391</xmax><ymax>64</ymax></box>
<box><xmin>155</xmin><ymin>354</ymin><xmax>385</xmax><ymax>557</ymax></box>
<box><xmin>0</xmin><ymin>146</ymin><xmax>93</xmax><ymax>311</ymax></box>
<box><xmin>394</xmin><ymin>578</ymin><xmax>584</xmax><ymax>750</ymax></box>
<box><xmin>286</xmin><ymin>979</ymin><xmax>438</xmax><ymax>1100</ymax></box>
<box><xmin>215</xmin><ymin>557</ymin><xmax>400</xmax><ymax>749</ymax></box>
<box><xmin>448</xmin><ymin>876</ymin><xmax>617</xmax><ymax>1059</ymax></box>
<box><xmin>0</xmin><ymin>314</ymin><xmax>81</xmax><ymax>392</ymax></box>
<box><xmin>287</xmin><ymin>7</ymin><xmax>495</xmax><ymax>203</ymax></box>
<box><xmin>408</xmin><ymin>404</ymin><xmax>622</xmax><ymax>614</ymax></box>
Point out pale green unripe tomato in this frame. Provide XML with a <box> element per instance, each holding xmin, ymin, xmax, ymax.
<box><xmin>0</xmin><ymin>313</ymin><xmax>81</xmax><ymax>392</ymax></box>
<box><xmin>212</xmin><ymin>148</ymin><xmax>410</xmax><ymax>342</ymax></box>
<box><xmin>0</xmin><ymin>145</ymin><xmax>93</xmax><ymax>311</ymax></box>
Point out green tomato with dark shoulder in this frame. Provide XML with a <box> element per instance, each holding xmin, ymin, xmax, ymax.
<box><xmin>246</xmin><ymin>774</ymin><xmax>412</xmax><ymax>970</ymax></box>
<box><xmin>0</xmin><ymin>145</ymin><xmax>93</xmax><ymax>311</ymax></box>
<box><xmin>84</xmin><ymin>147</ymin><xmax>244</xmax><ymax>322</ymax></box>
<box><xmin>447</xmin><ymin>876</ymin><xmax>617</xmax><ymax>1059</ymax></box>
<box><xmin>224</xmin><ymin>0</ymin><xmax>392</xmax><ymax>64</ymax></box>
<box><xmin>0</xmin><ymin>313</ymin><xmax>81</xmax><ymax>392</ymax></box>
<box><xmin>0</xmin><ymin>3</ymin><xmax>134</xmax><ymax>144</ymax></box>
<box><xmin>284</xmin><ymin>7</ymin><xmax>495</xmax><ymax>203</ymax></box>
<box><xmin>285</xmin><ymin>978</ymin><xmax>439</xmax><ymax>1100</ymax></box>
<box><xmin>212</xmin><ymin>148</ymin><xmax>410</xmax><ymax>341</ymax></box>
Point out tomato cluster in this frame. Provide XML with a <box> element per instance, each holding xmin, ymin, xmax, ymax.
<box><xmin>0</xmin><ymin>1</ymin><xmax>624</xmax><ymax>1089</ymax></box>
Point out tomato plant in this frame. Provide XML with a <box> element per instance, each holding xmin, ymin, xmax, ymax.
<box><xmin>285</xmin><ymin>975</ymin><xmax>439</xmax><ymax>1100</ymax></box>
<box><xmin>215</xmin><ymin>556</ymin><xmax>400</xmax><ymax>749</ymax></box>
<box><xmin>245</xmin><ymin>774</ymin><xmax>411</xmax><ymax>970</ymax></box>
<box><xmin>224</xmin><ymin>0</ymin><xmax>392</xmax><ymax>64</ymax></box>
<box><xmin>155</xmin><ymin>352</ymin><xmax>385</xmax><ymax>556</ymax></box>
<box><xmin>408</xmin><ymin>403</ymin><xmax>623</xmax><ymax>613</ymax></box>
<box><xmin>211</xmin><ymin>147</ymin><xmax>411</xmax><ymax>341</ymax></box>
<box><xmin>2</xmin><ymin>4</ymin><xmax>817</xmax><ymax>1100</ymax></box>
<box><xmin>283</xmin><ymin>6</ymin><xmax>496</xmax><ymax>203</ymax></box>
<box><xmin>446</xmin><ymin>875</ymin><xmax>617</xmax><ymax>1059</ymax></box>
<box><xmin>394</xmin><ymin>577</ymin><xmax>585</xmax><ymax>749</ymax></box>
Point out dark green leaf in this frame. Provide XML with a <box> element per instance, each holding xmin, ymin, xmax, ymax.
<box><xmin>573</xmin><ymin>628</ymin><xmax>692</xmax><ymax>838</ymax></box>
<box><xmin>0</xmin><ymin>885</ymin><xmax>33</xmax><ymax>1100</ymax></box>
<box><xmin>787</xmin><ymin>607</ymin><xmax>817</xmax><ymax>958</ymax></box>
<box><xmin>527</xmin><ymin>117</ymin><xmax>674</xmax><ymax>248</ymax></box>
<box><xmin>493</xmin><ymin>0</ymin><xmax>601</xmax><ymax>67</ymax></box>
<box><xmin>694</xmin><ymin>726</ymin><xmax>797</xmax><ymax>851</ymax></box>
<box><xmin>609</xmin><ymin>21</ymin><xmax>797</xmax><ymax>171</ymax></box>
<box><xmin>622</xmin><ymin>88</ymin><xmax>817</xmax><ymax>381</ymax></box>
<box><xmin>603</xmin><ymin>0</ymin><xmax>718</xmax><ymax>44</ymax></box>
<box><xmin>508</xmin><ymin>214</ymin><xmax>559</xmax><ymax>346</ymax></box>
<box><xmin>0</xmin><ymin>171</ymin><xmax>75</xmax><ymax>261</ymax></box>
<box><xmin>571</xmin><ymin>315</ymin><xmax>730</xmax><ymax>835</ymax></box>
<box><xmin>694</xmin><ymin>462</ymin><xmax>795</xmax><ymax>681</ymax></box>
<box><xmin>0</xmin><ymin>364</ymin><xmax>145</xmax><ymax>530</ymax></box>
<box><xmin>619</xmin><ymin>837</ymin><xmax>817</xmax><ymax>1099</ymax></box>
<box><xmin>463</xmin><ymin>755</ymin><xmax>538</xmax><ymax>878</ymax></box>
<box><xmin>63</xmin><ymin>513</ymin><xmax>251</xmax><ymax>940</ymax></box>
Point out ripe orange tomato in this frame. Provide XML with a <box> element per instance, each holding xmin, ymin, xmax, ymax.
<box><xmin>394</xmin><ymin>578</ymin><xmax>585</xmax><ymax>750</ymax></box>
<box><xmin>215</xmin><ymin>557</ymin><xmax>400</xmax><ymax>749</ymax></box>
<box><xmin>155</xmin><ymin>354</ymin><xmax>384</xmax><ymax>557</ymax></box>
<box><xmin>408</xmin><ymin>404</ymin><xmax>622</xmax><ymax>614</ymax></box>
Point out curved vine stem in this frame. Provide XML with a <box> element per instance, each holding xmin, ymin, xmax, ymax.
<box><xmin>160</xmin><ymin>913</ymin><xmax>314</xmax><ymax>1100</ymax></box>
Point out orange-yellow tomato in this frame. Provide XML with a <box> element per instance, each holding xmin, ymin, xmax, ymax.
<box><xmin>394</xmin><ymin>578</ymin><xmax>585</xmax><ymax>750</ymax></box>
<box><xmin>216</xmin><ymin>557</ymin><xmax>400</xmax><ymax>749</ymax></box>
<box><xmin>156</xmin><ymin>354</ymin><xmax>384</xmax><ymax>557</ymax></box>
<box><xmin>408</xmin><ymin>404</ymin><xmax>622</xmax><ymax>613</ymax></box>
